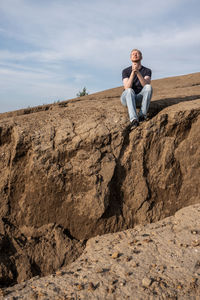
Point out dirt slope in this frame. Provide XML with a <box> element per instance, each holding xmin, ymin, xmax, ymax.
<box><xmin>0</xmin><ymin>72</ymin><xmax>200</xmax><ymax>288</ymax></box>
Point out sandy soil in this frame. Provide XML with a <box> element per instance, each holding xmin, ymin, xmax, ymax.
<box><xmin>1</xmin><ymin>204</ymin><xmax>200</xmax><ymax>299</ymax></box>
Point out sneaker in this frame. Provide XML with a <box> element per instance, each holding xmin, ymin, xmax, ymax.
<box><xmin>138</xmin><ymin>115</ymin><xmax>146</xmax><ymax>122</ymax></box>
<box><xmin>129</xmin><ymin>119</ymin><xmax>139</xmax><ymax>130</ymax></box>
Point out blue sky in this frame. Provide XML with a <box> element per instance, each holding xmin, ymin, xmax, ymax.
<box><xmin>0</xmin><ymin>0</ymin><xmax>200</xmax><ymax>113</ymax></box>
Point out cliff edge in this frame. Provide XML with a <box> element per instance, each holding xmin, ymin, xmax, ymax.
<box><xmin>0</xmin><ymin>72</ymin><xmax>200</xmax><ymax>290</ymax></box>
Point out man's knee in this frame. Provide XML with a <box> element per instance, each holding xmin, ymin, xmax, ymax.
<box><xmin>143</xmin><ymin>84</ymin><xmax>153</xmax><ymax>92</ymax></box>
<box><xmin>125</xmin><ymin>88</ymin><xmax>135</xmax><ymax>94</ymax></box>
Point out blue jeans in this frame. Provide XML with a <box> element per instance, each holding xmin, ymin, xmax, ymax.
<box><xmin>120</xmin><ymin>84</ymin><xmax>153</xmax><ymax>121</ymax></box>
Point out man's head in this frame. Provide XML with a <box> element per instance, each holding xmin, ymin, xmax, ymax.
<box><xmin>130</xmin><ymin>49</ymin><xmax>142</xmax><ymax>63</ymax></box>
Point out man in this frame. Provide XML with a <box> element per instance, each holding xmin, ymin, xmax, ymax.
<box><xmin>121</xmin><ymin>49</ymin><xmax>153</xmax><ymax>129</ymax></box>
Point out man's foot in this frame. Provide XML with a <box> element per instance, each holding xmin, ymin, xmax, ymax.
<box><xmin>129</xmin><ymin>119</ymin><xmax>139</xmax><ymax>130</ymax></box>
<box><xmin>138</xmin><ymin>115</ymin><xmax>146</xmax><ymax>122</ymax></box>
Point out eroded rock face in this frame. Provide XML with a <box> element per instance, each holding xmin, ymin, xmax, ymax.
<box><xmin>92</xmin><ymin>100</ymin><xmax>200</xmax><ymax>237</ymax></box>
<box><xmin>0</xmin><ymin>72</ymin><xmax>200</xmax><ymax>286</ymax></box>
<box><xmin>0</xmin><ymin>222</ymin><xmax>84</xmax><ymax>287</ymax></box>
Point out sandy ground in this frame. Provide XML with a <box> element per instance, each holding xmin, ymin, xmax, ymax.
<box><xmin>1</xmin><ymin>204</ymin><xmax>200</xmax><ymax>300</ymax></box>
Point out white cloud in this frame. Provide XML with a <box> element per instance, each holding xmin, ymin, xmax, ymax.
<box><xmin>0</xmin><ymin>0</ymin><xmax>191</xmax><ymax>49</ymax></box>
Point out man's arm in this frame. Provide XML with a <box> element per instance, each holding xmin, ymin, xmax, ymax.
<box><xmin>123</xmin><ymin>70</ymin><xmax>136</xmax><ymax>89</ymax></box>
<box><xmin>136</xmin><ymin>71</ymin><xmax>151</xmax><ymax>86</ymax></box>
<box><xmin>133</xmin><ymin>62</ymin><xmax>151</xmax><ymax>86</ymax></box>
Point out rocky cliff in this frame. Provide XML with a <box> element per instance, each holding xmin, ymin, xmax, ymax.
<box><xmin>0</xmin><ymin>72</ymin><xmax>200</xmax><ymax>288</ymax></box>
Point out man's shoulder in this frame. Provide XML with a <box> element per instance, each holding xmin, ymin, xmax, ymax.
<box><xmin>141</xmin><ymin>65</ymin><xmax>152</xmax><ymax>74</ymax></box>
<box><xmin>122</xmin><ymin>66</ymin><xmax>132</xmax><ymax>78</ymax></box>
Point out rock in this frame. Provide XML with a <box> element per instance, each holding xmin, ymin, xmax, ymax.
<box><xmin>192</xmin><ymin>240</ymin><xmax>200</xmax><ymax>247</ymax></box>
<box><xmin>111</xmin><ymin>252</ymin><xmax>120</xmax><ymax>259</ymax></box>
<box><xmin>77</xmin><ymin>284</ymin><xmax>84</xmax><ymax>291</ymax></box>
<box><xmin>142</xmin><ymin>277</ymin><xmax>153</xmax><ymax>288</ymax></box>
<box><xmin>132</xmin><ymin>261</ymin><xmax>138</xmax><ymax>268</ymax></box>
<box><xmin>0</xmin><ymin>289</ymin><xmax>6</xmax><ymax>297</ymax></box>
<box><xmin>88</xmin><ymin>282</ymin><xmax>95</xmax><ymax>291</ymax></box>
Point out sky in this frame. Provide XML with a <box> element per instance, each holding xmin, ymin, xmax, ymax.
<box><xmin>0</xmin><ymin>0</ymin><xmax>200</xmax><ymax>113</ymax></box>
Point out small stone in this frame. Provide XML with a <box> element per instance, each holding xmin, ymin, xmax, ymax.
<box><xmin>0</xmin><ymin>289</ymin><xmax>6</xmax><ymax>297</ymax></box>
<box><xmin>192</xmin><ymin>240</ymin><xmax>200</xmax><ymax>247</ymax></box>
<box><xmin>159</xmin><ymin>265</ymin><xmax>165</xmax><ymax>272</ymax></box>
<box><xmin>160</xmin><ymin>281</ymin><xmax>167</xmax><ymax>288</ymax></box>
<box><xmin>66</xmin><ymin>271</ymin><xmax>74</xmax><ymax>275</ymax></box>
<box><xmin>180</xmin><ymin>243</ymin><xmax>189</xmax><ymax>248</ymax></box>
<box><xmin>111</xmin><ymin>252</ymin><xmax>120</xmax><ymax>259</ymax></box>
<box><xmin>151</xmin><ymin>281</ymin><xmax>157</xmax><ymax>289</ymax></box>
<box><xmin>29</xmin><ymin>291</ymin><xmax>38</xmax><ymax>299</ymax></box>
<box><xmin>38</xmin><ymin>291</ymin><xmax>46</xmax><ymax>297</ymax></box>
<box><xmin>112</xmin><ymin>279</ymin><xmax>118</xmax><ymax>285</ymax></box>
<box><xmin>120</xmin><ymin>280</ymin><xmax>126</xmax><ymax>286</ymax></box>
<box><xmin>129</xmin><ymin>239</ymin><xmax>138</xmax><ymax>245</ymax></box>
<box><xmin>96</xmin><ymin>268</ymin><xmax>103</xmax><ymax>273</ymax></box>
<box><xmin>132</xmin><ymin>249</ymin><xmax>140</xmax><ymax>254</ymax></box>
<box><xmin>77</xmin><ymin>284</ymin><xmax>84</xmax><ymax>290</ymax></box>
<box><xmin>191</xmin><ymin>230</ymin><xmax>198</xmax><ymax>234</ymax></box>
<box><xmin>74</xmin><ymin>282</ymin><xmax>79</xmax><ymax>286</ymax></box>
<box><xmin>132</xmin><ymin>261</ymin><xmax>139</xmax><ymax>267</ymax></box>
<box><xmin>143</xmin><ymin>238</ymin><xmax>153</xmax><ymax>243</ymax></box>
<box><xmin>156</xmin><ymin>276</ymin><xmax>162</xmax><ymax>282</ymax></box>
<box><xmin>88</xmin><ymin>282</ymin><xmax>95</xmax><ymax>291</ymax></box>
<box><xmin>142</xmin><ymin>277</ymin><xmax>153</xmax><ymax>288</ymax></box>
<box><xmin>108</xmin><ymin>286</ymin><xmax>115</xmax><ymax>293</ymax></box>
<box><xmin>31</xmin><ymin>286</ymin><xmax>36</xmax><ymax>289</ymax></box>
<box><xmin>191</xmin><ymin>277</ymin><xmax>197</xmax><ymax>282</ymax></box>
<box><xmin>177</xmin><ymin>285</ymin><xmax>182</xmax><ymax>289</ymax></box>
<box><xmin>126</xmin><ymin>256</ymin><xmax>132</xmax><ymax>262</ymax></box>
<box><xmin>125</xmin><ymin>271</ymin><xmax>133</xmax><ymax>276</ymax></box>
<box><xmin>56</xmin><ymin>270</ymin><xmax>63</xmax><ymax>275</ymax></box>
<box><xmin>190</xmin><ymin>278</ymin><xmax>198</xmax><ymax>289</ymax></box>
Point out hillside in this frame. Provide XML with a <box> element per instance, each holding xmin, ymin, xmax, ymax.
<box><xmin>0</xmin><ymin>72</ymin><xmax>200</xmax><ymax>298</ymax></box>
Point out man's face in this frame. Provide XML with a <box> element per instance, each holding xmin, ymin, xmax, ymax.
<box><xmin>130</xmin><ymin>50</ymin><xmax>141</xmax><ymax>62</ymax></box>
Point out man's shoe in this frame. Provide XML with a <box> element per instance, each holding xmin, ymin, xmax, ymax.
<box><xmin>138</xmin><ymin>115</ymin><xmax>146</xmax><ymax>122</ymax></box>
<box><xmin>129</xmin><ymin>119</ymin><xmax>139</xmax><ymax>130</ymax></box>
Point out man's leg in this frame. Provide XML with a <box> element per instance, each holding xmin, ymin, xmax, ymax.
<box><xmin>137</xmin><ymin>84</ymin><xmax>153</xmax><ymax>119</ymax></box>
<box><xmin>120</xmin><ymin>88</ymin><xmax>138</xmax><ymax>122</ymax></box>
